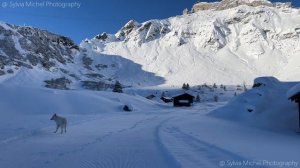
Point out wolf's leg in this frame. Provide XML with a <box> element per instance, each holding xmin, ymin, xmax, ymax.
<box><xmin>64</xmin><ymin>125</ymin><xmax>67</xmax><ymax>133</ymax></box>
<box><xmin>60</xmin><ymin>126</ymin><xmax>64</xmax><ymax>134</ymax></box>
<box><xmin>54</xmin><ymin>125</ymin><xmax>59</xmax><ymax>133</ymax></box>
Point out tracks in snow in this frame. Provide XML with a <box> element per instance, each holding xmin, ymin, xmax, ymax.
<box><xmin>1</xmin><ymin>103</ymin><xmax>233</xmax><ymax>168</ymax></box>
<box><xmin>160</xmin><ymin>125</ymin><xmax>250</xmax><ymax>168</ymax></box>
<box><xmin>154</xmin><ymin>118</ymin><xmax>181</xmax><ymax>168</ymax></box>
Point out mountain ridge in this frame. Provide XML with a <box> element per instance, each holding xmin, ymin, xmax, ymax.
<box><xmin>0</xmin><ymin>1</ymin><xmax>300</xmax><ymax>89</ymax></box>
<box><xmin>190</xmin><ymin>0</ymin><xmax>292</xmax><ymax>12</ymax></box>
<box><xmin>82</xmin><ymin>2</ymin><xmax>300</xmax><ymax>86</ymax></box>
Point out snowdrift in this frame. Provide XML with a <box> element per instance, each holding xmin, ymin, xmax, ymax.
<box><xmin>210</xmin><ymin>77</ymin><xmax>299</xmax><ymax>131</ymax></box>
<box><xmin>0</xmin><ymin>84</ymin><xmax>164</xmax><ymax>116</ymax></box>
<box><xmin>0</xmin><ymin>83</ymin><xmax>166</xmax><ymax>141</ymax></box>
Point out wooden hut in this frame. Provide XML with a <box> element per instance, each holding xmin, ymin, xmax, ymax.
<box><xmin>173</xmin><ymin>93</ymin><xmax>194</xmax><ymax>107</ymax></box>
<box><xmin>160</xmin><ymin>96</ymin><xmax>173</xmax><ymax>103</ymax></box>
<box><xmin>287</xmin><ymin>83</ymin><xmax>300</xmax><ymax>129</ymax></box>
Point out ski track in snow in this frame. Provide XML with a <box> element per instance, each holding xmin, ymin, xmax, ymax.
<box><xmin>154</xmin><ymin>117</ymin><xmax>181</xmax><ymax>168</ymax></box>
<box><xmin>0</xmin><ymin>103</ymin><xmax>275</xmax><ymax>168</ymax></box>
<box><xmin>161</xmin><ymin>126</ymin><xmax>254</xmax><ymax>168</ymax></box>
<box><xmin>72</xmin><ymin>116</ymin><xmax>176</xmax><ymax>168</ymax></box>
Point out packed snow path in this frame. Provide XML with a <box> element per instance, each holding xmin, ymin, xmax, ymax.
<box><xmin>0</xmin><ymin>102</ymin><xmax>300</xmax><ymax>168</ymax></box>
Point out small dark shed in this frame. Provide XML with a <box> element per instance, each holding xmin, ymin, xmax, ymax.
<box><xmin>173</xmin><ymin>93</ymin><xmax>194</xmax><ymax>107</ymax></box>
<box><xmin>288</xmin><ymin>91</ymin><xmax>300</xmax><ymax>129</ymax></box>
<box><xmin>146</xmin><ymin>94</ymin><xmax>156</xmax><ymax>100</ymax></box>
<box><xmin>161</xmin><ymin>96</ymin><xmax>173</xmax><ymax>103</ymax></box>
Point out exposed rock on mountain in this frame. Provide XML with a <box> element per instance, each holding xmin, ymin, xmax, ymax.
<box><xmin>0</xmin><ymin>23</ymin><xmax>78</xmax><ymax>72</ymax></box>
<box><xmin>0</xmin><ymin>1</ymin><xmax>300</xmax><ymax>89</ymax></box>
<box><xmin>82</xmin><ymin>1</ymin><xmax>300</xmax><ymax>85</ymax></box>
<box><xmin>191</xmin><ymin>0</ymin><xmax>291</xmax><ymax>12</ymax></box>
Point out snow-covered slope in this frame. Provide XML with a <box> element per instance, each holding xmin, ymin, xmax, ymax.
<box><xmin>211</xmin><ymin>77</ymin><xmax>299</xmax><ymax>131</ymax></box>
<box><xmin>0</xmin><ymin>21</ymin><xmax>165</xmax><ymax>89</ymax></box>
<box><xmin>82</xmin><ymin>1</ymin><xmax>300</xmax><ymax>86</ymax></box>
<box><xmin>1</xmin><ymin>82</ymin><xmax>300</xmax><ymax>168</ymax></box>
<box><xmin>1</xmin><ymin>1</ymin><xmax>300</xmax><ymax>88</ymax></box>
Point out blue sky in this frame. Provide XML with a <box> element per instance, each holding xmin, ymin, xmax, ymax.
<box><xmin>0</xmin><ymin>0</ymin><xmax>299</xmax><ymax>43</ymax></box>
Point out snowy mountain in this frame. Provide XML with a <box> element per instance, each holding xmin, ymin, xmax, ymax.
<box><xmin>1</xmin><ymin>0</ymin><xmax>300</xmax><ymax>89</ymax></box>
<box><xmin>82</xmin><ymin>0</ymin><xmax>300</xmax><ymax>86</ymax></box>
<box><xmin>0</xmin><ymin>20</ymin><xmax>166</xmax><ymax>89</ymax></box>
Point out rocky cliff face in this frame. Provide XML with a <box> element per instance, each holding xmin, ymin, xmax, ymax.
<box><xmin>0</xmin><ymin>22</ymin><xmax>118</xmax><ymax>89</ymax></box>
<box><xmin>191</xmin><ymin>0</ymin><xmax>291</xmax><ymax>12</ymax></box>
<box><xmin>0</xmin><ymin>23</ymin><xmax>78</xmax><ymax>73</ymax></box>
<box><xmin>0</xmin><ymin>21</ymin><xmax>162</xmax><ymax>89</ymax></box>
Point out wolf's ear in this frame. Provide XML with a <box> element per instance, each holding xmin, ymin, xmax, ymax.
<box><xmin>54</xmin><ymin>113</ymin><xmax>57</xmax><ymax>116</ymax></box>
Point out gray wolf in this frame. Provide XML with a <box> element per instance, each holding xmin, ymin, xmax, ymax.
<box><xmin>50</xmin><ymin>113</ymin><xmax>67</xmax><ymax>134</ymax></box>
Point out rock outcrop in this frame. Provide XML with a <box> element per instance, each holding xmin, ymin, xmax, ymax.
<box><xmin>192</xmin><ymin>0</ymin><xmax>291</xmax><ymax>12</ymax></box>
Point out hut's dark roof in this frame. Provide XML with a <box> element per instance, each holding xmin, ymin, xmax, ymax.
<box><xmin>289</xmin><ymin>92</ymin><xmax>300</xmax><ymax>102</ymax></box>
<box><xmin>173</xmin><ymin>93</ymin><xmax>194</xmax><ymax>99</ymax></box>
<box><xmin>287</xmin><ymin>83</ymin><xmax>300</xmax><ymax>99</ymax></box>
<box><xmin>146</xmin><ymin>94</ymin><xmax>156</xmax><ymax>99</ymax></box>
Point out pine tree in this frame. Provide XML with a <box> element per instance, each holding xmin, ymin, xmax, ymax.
<box><xmin>213</xmin><ymin>83</ymin><xmax>217</xmax><ymax>88</ymax></box>
<box><xmin>186</xmin><ymin>83</ymin><xmax>190</xmax><ymax>90</ymax></box>
<box><xmin>161</xmin><ymin>91</ymin><xmax>166</xmax><ymax>98</ymax></box>
<box><xmin>214</xmin><ymin>95</ymin><xmax>219</xmax><ymax>102</ymax></box>
<box><xmin>182</xmin><ymin>83</ymin><xmax>186</xmax><ymax>90</ymax></box>
<box><xmin>195</xmin><ymin>94</ymin><xmax>201</xmax><ymax>102</ymax></box>
<box><xmin>113</xmin><ymin>81</ymin><xmax>123</xmax><ymax>93</ymax></box>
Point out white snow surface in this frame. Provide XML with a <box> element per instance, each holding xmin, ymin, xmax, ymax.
<box><xmin>0</xmin><ymin>77</ymin><xmax>300</xmax><ymax>168</ymax></box>
<box><xmin>211</xmin><ymin>77</ymin><xmax>299</xmax><ymax>131</ymax></box>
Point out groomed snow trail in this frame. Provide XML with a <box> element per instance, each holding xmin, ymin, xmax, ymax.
<box><xmin>0</xmin><ymin>102</ymin><xmax>296</xmax><ymax>168</ymax></box>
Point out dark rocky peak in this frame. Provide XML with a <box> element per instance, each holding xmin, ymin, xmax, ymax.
<box><xmin>95</xmin><ymin>32</ymin><xmax>108</xmax><ymax>40</ymax></box>
<box><xmin>116</xmin><ymin>20</ymin><xmax>141</xmax><ymax>39</ymax></box>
